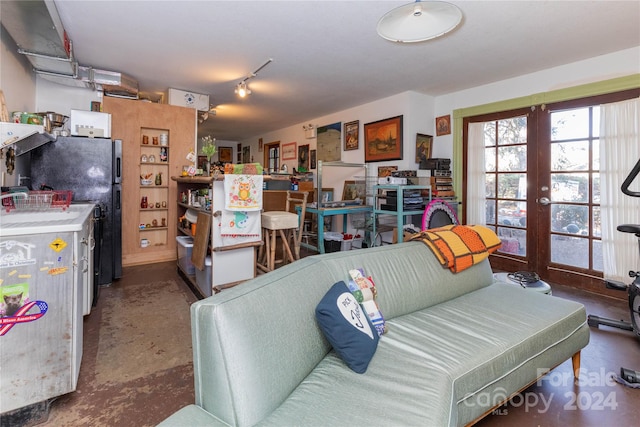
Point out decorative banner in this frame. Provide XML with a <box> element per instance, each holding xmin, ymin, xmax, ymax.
<box><xmin>0</xmin><ymin>300</ymin><xmax>48</xmax><ymax>336</ymax></box>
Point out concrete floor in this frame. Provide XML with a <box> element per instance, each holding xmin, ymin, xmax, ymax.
<box><xmin>7</xmin><ymin>254</ymin><xmax>639</xmax><ymax>427</ymax></box>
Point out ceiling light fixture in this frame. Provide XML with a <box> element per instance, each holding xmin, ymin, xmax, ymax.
<box><xmin>234</xmin><ymin>58</ymin><xmax>273</xmax><ymax>98</ymax></box>
<box><xmin>235</xmin><ymin>81</ymin><xmax>251</xmax><ymax>98</ymax></box>
<box><xmin>377</xmin><ymin>0</ymin><xmax>462</xmax><ymax>43</ymax></box>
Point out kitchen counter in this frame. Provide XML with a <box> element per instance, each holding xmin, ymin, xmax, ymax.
<box><xmin>0</xmin><ymin>203</ymin><xmax>95</xmax><ymax>237</ymax></box>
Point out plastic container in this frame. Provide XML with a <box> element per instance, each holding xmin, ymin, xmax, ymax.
<box><xmin>323</xmin><ymin>232</ymin><xmax>343</xmax><ymax>253</ymax></box>
<box><xmin>196</xmin><ymin>256</ymin><xmax>212</xmax><ymax>297</ymax></box>
<box><xmin>176</xmin><ymin>235</ymin><xmax>195</xmax><ymax>275</ymax></box>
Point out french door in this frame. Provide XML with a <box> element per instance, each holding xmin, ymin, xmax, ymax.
<box><xmin>464</xmin><ymin>90</ymin><xmax>638</xmax><ymax>292</ymax></box>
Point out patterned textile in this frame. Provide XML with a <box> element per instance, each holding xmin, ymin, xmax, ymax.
<box><xmin>224</xmin><ymin>174</ymin><xmax>263</xmax><ymax>211</ymax></box>
<box><xmin>409</xmin><ymin>225</ymin><xmax>501</xmax><ymax>273</ymax></box>
<box><xmin>221</xmin><ymin>210</ymin><xmax>261</xmax><ymax>237</ymax></box>
<box><xmin>224</xmin><ymin>163</ymin><xmax>263</xmax><ymax>175</ymax></box>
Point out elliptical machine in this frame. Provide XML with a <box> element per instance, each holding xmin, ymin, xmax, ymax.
<box><xmin>587</xmin><ymin>158</ymin><xmax>640</xmax><ymax>385</ymax></box>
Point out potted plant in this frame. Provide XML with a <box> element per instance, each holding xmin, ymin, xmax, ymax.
<box><xmin>201</xmin><ymin>136</ymin><xmax>217</xmax><ymax>176</ymax></box>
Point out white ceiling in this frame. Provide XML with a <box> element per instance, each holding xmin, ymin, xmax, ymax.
<box><xmin>52</xmin><ymin>0</ymin><xmax>640</xmax><ymax>141</ymax></box>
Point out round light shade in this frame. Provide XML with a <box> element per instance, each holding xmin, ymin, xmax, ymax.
<box><xmin>377</xmin><ymin>1</ymin><xmax>463</xmax><ymax>43</ymax></box>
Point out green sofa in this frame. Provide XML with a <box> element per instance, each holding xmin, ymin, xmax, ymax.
<box><xmin>159</xmin><ymin>242</ymin><xmax>589</xmax><ymax>426</ymax></box>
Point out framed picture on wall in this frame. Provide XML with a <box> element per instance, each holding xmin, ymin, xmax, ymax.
<box><xmin>282</xmin><ymin>142</ymin><xmax>297</xmax><ymax>160</ymax></box>
<box><xmin>364</xmin><ymin>115</ymin><xmax>403</xmax><ymax>162</ymax></box>
<box><xmin>310</xmin><ymin>149</ymin><xmax>317</xmax><ymax>170</ymax></box>
<box><xmin>415</xmin><ymin>133</ymin><xmax>433</xmax><ymax>163</ymax></box>
<box><xmin>219</xmin><ymin>147</ymin><xmax>232</xmax><ymax>163</ymax></box>
<box><xmin>436</xmin><ymin>115</ymin><xmax>451</xmax><ymax>136</ymax></box>
<box><xmin>344</xmin><ymin>120</ymin><xmax>359</xmax><ymax>151</ymax></box>
<box><xmin>298</xmin><ymin>144</ymin><xmax>310</xmax><ymax>170</ymax></box>
<box><xmin>378</xmin><ymin>165</ymin><xmax>397</xmax><ymax>177</ymax></box>
<box><xmin>242</xmin><ymin>146</ymin><xmax>250</xmax><ymax>163</ymax></box>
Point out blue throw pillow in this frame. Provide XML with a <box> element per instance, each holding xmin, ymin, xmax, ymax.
<box><xmin>315</xmin><ymin>281</ymin><xmax>379</xmax><ymax>373</ymax></box>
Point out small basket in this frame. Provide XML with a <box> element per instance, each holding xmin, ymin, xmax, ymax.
<box><xmin>141</xmin><ymin>179</ymin><xmax>153</xmax><ymax>186</ymax></box>
<box><xmin>13</xmin><ymin>191</ymin><xmax>53</xmax><ymax>210</ymax></box>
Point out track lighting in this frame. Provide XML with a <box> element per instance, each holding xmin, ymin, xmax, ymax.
<box><xmin>235</xmin><ymin>82</ymin><xmax>251</xmax><ymax>98</ymax></box>
<box><xmin>234</xmin><ymin>58</ymin><xmax>273</xmax><ymax>98</ymax></box>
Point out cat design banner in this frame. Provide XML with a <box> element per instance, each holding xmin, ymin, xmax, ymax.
<box><xmin>224</xmin><ymin>174</ymin><xmax>263</xmax><ymax>211</ymax></box>
<box><xmin>0</xmin><ymin>300</ymin><xmax>49</xmax><ymax>336</ymax></box>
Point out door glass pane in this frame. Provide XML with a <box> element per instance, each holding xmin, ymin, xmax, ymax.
<box><xmin>497</xmin><ymin>146</ymin><xmax>527</xmax><ymax>171</ymax></box>
<box><xmin>497</xmin><ymin>117</ymin><xmax>527</xmax><ymax>145</ymax></box>
<box><xmin>551</xmin><ymin>140</ymin><xmax>590</xmax><ymax>171</ymax></box>
<box><xmin>551</xmin><ymin>173</ymin><xmax>589</xmax><ymax>203</ymax></box>
<box><xmin>592</xmin><ymin>206</ymin><xmax>601</xmax><ymax>238</ymax></box>
<box><xmin>497</xmin><ymin>173</ymin><xmax>527</xmax><ymax>198</ymax></box>
<box><xmin>551</xmin><ymin>204</ymin><xmax>589</xmax><ymax>234</ymax></box>
<box><xmin>485</xmin><ymin>175</ymin><xmax>495</xmax><ymax>198</ymax></box>
<box><xmin>551</xmin><ymin>235</ymin><xmax>589</xmax><ymax>268</ymax></box>
<box><xmin>485</xmin><ymin>147</ymin><xmax>496</xmax><ymax>172</ymax></box>
<box><xmin>551</xmin><ymin>108</ymin><xmax>590</xmax><ymax>140</ymax></box>
<box><xmin>484</xmin><ymin>122</ymin><xmax>496</xmax><ymax>145</ymax></box>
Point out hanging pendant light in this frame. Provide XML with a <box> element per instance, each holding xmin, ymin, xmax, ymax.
<box><xmin>377</xmin><ymin>0</ymin><xmax>462</xmax><ymax>43</ymax></box>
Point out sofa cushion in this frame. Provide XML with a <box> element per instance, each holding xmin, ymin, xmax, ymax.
<box><xmin>315</xmin><ymin>281</ymin><xmax>379</xmax><ymax>373</ymax></box>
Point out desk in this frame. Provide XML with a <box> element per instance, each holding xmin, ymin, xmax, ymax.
<box><xmin>297</xmin><ymin>205</ymin><xmax>372</xmax><ymax>254</ymax></box>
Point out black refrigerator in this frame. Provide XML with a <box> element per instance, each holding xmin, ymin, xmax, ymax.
<box><xmin>30</xmin><ymin>136</ymin><xmax>123</xmax><ymax>286</ymax></box>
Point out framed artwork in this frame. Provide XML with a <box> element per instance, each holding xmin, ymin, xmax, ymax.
<box><xmin>364</xmin><ymin>115</ymin><xmax>403</xmax><ymax>162</ymax></box>
<box><xmin>341</xmin><ymin>180</ymin><xmax>365</xmax><ymax>201</ymax></box>
<box><xmin>298</xmin><ymin>144</ymin><xmax>310</xmax><ymax>170</ymax></box>
<box><xmin>258</xmin><ymin>138</ymin><xmax>263</xmax><ymax>152</ymax></box>
<box><xmin>344</xmin><ymin>120</ymin><xmax>359</xmax><ymax>151</ymax></box>
<box><xmin>378</xmin><ymin>165</ymin><xmax>398</xmax><ymax>177</ymax></box>
<box><xmin>219</xmin><ymin>146</ymin><xmax>232</xmax><ymax>163</ymax></box>
<box><xmin>242</xmin><ymin>145</ymin><xmax>250</xmax><ymax>163</ymax></box>
<box><xmin>310</xmin><ymin>149</ymin><xmax>317</xmax><ymax>170</ymax></box>
<box><xmin>317</xmin><ymin>122</ymin><xmax>341</xmax><ymax>162</ymax></box>
<box><xmin>436</xmin><ymin>115</ymin><xmax>451</xmax><ymax>136</ymax></box>
<box><xmin>237</xmin><ymin>143</ymin><xmax>242</xmax><ymax>163</ymax></box>
<box><xmin>415</xmin><ymin>133</ymin><xmax>433</xmax><ymax>163</ymax></box>
<box><xmin>197</xmin><ymin>155</ymin><xmax>207</xmax><ymax>170</ymax></box>
<box><xmin>282</xmin><ymin>142</ymin><xmax>297</xmax><ymax>160</ymax></box>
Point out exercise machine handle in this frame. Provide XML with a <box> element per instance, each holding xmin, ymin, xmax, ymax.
<box><xmin>621</xmin><ymin>158</ymin><xmax>640</xmax><ymax>198</ymax></box>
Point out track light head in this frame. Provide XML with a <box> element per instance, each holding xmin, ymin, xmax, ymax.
<box><xmin>235</xmin><ymin>81</ymin><xmax>251</xmax><ymax>98</ymax></box>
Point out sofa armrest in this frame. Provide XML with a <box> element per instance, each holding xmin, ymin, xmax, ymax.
<box><xmin>157</xmin><ymin>405</ymin><xmax>230</xmax><ymax>427</ymax></box>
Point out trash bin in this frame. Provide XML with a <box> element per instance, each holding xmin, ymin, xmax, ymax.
<box><xmin>324</xmin><ymin>232</ymin><xmax>343</xmax><ymax>253</ymax></box>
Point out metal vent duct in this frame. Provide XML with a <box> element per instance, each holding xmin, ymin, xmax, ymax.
<box><xmin>1</xmin><ymin>0</ymin><xmax>138</xmax><ymax>99</ymax></box>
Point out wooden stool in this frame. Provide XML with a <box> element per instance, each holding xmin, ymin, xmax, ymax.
<box><xmin>257</xmin><ymin>191</ymin><xmax>308</xmax><ymax>272</ymax></box>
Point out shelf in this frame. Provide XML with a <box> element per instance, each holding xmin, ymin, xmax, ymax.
<box><xmin>140</xmin><ymin>162</ymin><xmax>169</xmax><ymax>166</ymax></box>
<box><xmin>140</xmin><ymin>185</ymin><xmax>169</xmax><ymax>189</ymax></box>
<box><xmin>172</xmin><ymin>176</ymin><xmax>216</xmax><ymax>184</ymax></box>
<box><xmin>140</xmin><ymin>226</ymin><xmax>169</xmax><ymax>232</ymax></box>
<box><xmin>140</xmin><ymin>144</ymin><xmax>169</xmax><ymax>148</ymax></box>
<box><xmin>139</xmin><ymin>208</ymin><xmax>168</xmax><ymax>212</ymax></box>
<box><xmin>178</xmin><ymin>202</ymin><xmax>211</xmax><ymax>214</ymax></box>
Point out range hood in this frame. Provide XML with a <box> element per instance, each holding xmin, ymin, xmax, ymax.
<box><xmin>0</xmin><ymin>123</ymin><xmax>54</xmax><ymax>156</ymax></box>
<box><xmin>1</xmin><ymin>0</ymin><xmax>139</xmax><ymax>99</ymax></box>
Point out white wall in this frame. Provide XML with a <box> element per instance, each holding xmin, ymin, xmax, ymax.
<box><xmin>241</xmin><ymin>91</ymin><xmax>435</xmax><ymax>199</ymax></box>
<box><xmin>35</xmin><ymin>77</ymin><xmax>102</xmax><ymax>115</ymax></box>
<box><xmin>1</xmin><ymin>32</ymin><xmax>36</xmax><ymax>187</ymax></box>
<box><xmin>433</xmin><ymin>46</ymin><xmax>640</xmax><ymax>161</ymax></box>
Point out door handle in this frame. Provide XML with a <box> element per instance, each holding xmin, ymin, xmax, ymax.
<box><xmin>537</xmin><ymin>197</ymin><xmax>551</xmax><ymax>205</ymax></box>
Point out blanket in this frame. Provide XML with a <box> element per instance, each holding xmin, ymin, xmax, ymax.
<box><xmin>409</xmin><ymin>225</ymin><xmax>501</xmax><ymax>273</ymax></box>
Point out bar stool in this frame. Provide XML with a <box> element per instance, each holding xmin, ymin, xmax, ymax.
<box><xmin>257</xmin><ymin>191</ymin><xmax>308</xmax><ymax>272</ymax></box>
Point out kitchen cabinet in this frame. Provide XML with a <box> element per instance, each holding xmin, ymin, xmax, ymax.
<box><xmin>103</xmin><ymin>97</ymin><xmax>196</xmax><ymax>267</ymax></box>
<box><xmin>172</xmin><ymin>176</ymin><xmax>261</xmax><ymax>297</ymax></box>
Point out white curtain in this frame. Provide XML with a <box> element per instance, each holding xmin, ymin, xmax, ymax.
<box><xmin>600</xmin><ymin>97</ymin><xmax>640</xmax><ymax>283</ymax></box>
<box><xmin>466</xmin><ymin>122</ymin><xmax>486</xmax><ymax>225</ymax></box>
